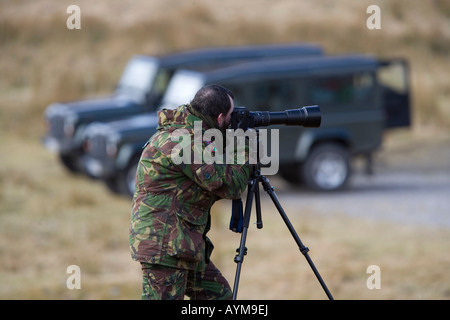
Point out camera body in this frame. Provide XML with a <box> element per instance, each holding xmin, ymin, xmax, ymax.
<box><xmin>229</xmin><ymin>105</ymin><xmax>321</xmax><ymax>130</ymax></box>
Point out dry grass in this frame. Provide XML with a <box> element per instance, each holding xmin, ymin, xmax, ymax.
<box><xmin>1</xmin><ymin>0</ymin><xmax>449</xmax><ymax>299</ymax></box>
<box><xmin>1</xmin><ymin>135</ymin><xmax>448</xmax><ymax>299</ymax></box>
<box><xmin>208</xmin><ymin>200</ymin><xmax>450</xmax><ymax>300</ymax></box>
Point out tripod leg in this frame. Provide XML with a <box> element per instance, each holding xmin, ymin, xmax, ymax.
<box><xmin>232</xmin><ymin>179</ymin><xmax>257</xmax><ymax>300</ymax></box>
<box><xmin>260</xmin><ymin>176</ymin><xmax>334</xmax><ymax>300</ymax></box>
<box><xmin>254</xmin><ymin>179</ymin><xmax>263</xmax><ymax>229</ymax></box>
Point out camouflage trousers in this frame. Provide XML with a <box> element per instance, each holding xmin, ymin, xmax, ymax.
<box><xmin>140</xmin><ymin>261</ymin><xmax>232</xmax><ymax>300</ymax></box>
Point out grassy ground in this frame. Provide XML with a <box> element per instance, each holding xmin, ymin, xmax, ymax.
<box><xmin>1</xmin><ymin>0</ymin><xmax>449</xmax><ymax>299</ymax></box>
<box><xmin>210</xmin><ymin>200</ymin><xmax>450</xmax><ymax>300</ymax></box>
<box><xmin>1</xmin><ymin>133</ymin><xmax>449</xmax><ymax>299</ymax></box>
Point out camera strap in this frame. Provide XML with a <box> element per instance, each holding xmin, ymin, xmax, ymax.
<box><xmin>229</xmin><ymin>198</ymin><xmax>244</xmax><ymax>233</ymax></box>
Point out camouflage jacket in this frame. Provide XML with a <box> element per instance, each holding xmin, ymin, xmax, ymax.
<box><xmin>129</xmin><ymin>104</ymin><xmax>250</xmax><ymax>271</ymax></box>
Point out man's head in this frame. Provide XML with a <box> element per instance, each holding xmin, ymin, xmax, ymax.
<box><xmin>190</xmin><ymin>84</ymin><xmax>234</xmax><ymax>130</ymax></box>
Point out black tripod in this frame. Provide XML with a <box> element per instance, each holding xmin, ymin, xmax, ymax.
<box><xmin>231</xmin><ymin>165</ymin><xmax>334</xmax><ymax>300</ymax></box>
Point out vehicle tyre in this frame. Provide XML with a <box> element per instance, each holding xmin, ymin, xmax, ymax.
<box><xmin>104</xmin><ymin>155</ymin><xmax>139</xmax><ymax>197</ymax></box>
<box><xmin>302</xmin><ymin>143</ymin><xmax>351</xmax><ymax>191</ymax></box>
<box><xmin>279</xmin><ymin>163</ymin><xmax>303</xmax><ymax>184</ymax></box>
<box><xmin>104</xmin><ymin>176</ymin><xmax>121</xmax><ymax>194</ymax></box>
<box><xmin>59</xmin><ymin>154</ymin><xmax>82</xmax><ymax>173</ymax></box>
<box><xmin>123</xmin><ymin>158</ymin><xmax>139</xmax><ymax>197</ymax></box>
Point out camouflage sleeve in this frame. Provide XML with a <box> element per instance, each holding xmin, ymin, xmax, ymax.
<box><xmin>174</xmin><ymin>137</ymin><xmax>249</xmax><ymax>199</ymax></box>
<box><xmin>186</xmin><ymin>162</ymin><xmax>250</xmax><ymax>200</ymax></box>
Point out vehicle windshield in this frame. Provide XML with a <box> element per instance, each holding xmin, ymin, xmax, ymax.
<box><xmin>160</xmin><ymin>70</ymin><xmax>205</xmax><ymax>109</ymax></box>
<box><xmin>116</xmin><ymin>57</ymin><xmax>159</xmax><ymax>102</ymax></box>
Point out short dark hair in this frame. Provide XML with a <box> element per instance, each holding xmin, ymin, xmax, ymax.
<box><xmin>190</xmin><ymin>84</ymin><xmax>234</xmax><ymax>119</ymax></box>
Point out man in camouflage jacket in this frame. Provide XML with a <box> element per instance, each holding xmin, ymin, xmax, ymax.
<box><xmin>129</xmin><ymin>85</ymin><xmax>250</xmax><ymax>299</ymax></box>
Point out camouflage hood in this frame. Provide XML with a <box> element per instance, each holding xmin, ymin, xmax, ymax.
<box><xmin>157</xmin><ymin>104</ymin><xmax>218</xmax><ymax>132</ymax></box>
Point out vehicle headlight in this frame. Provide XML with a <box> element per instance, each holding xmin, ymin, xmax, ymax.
<box><xmin>106</xmin><ymin>132</ymin><xmax>120</xmax><ymax>158</ymax></box>
<box><xmin>64</xmin><ymin>113</ymin><xmax>78</xmax><ymax>137</ymax></box>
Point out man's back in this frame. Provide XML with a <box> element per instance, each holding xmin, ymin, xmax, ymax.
<box><xmin>130</xmin><ymin>104</ymin><xmax>250</xmax><ymax>271</ymax></box>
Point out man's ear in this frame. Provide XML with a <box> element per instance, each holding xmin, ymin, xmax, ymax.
<box><xmin>217</xmin><ymin>113</ymin><xmax>224</xmax><ymax>126</ymax></box>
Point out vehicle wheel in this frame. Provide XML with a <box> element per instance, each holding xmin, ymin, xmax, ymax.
<box><xmin>279</xmin><ymin>163</ymin><xmax>303</xmax><ymax>184</ymax></box>
<box><xmin>104</xmin><ymin>176</ymin><xmax>121</xmax><ymax>194</ymax></box>
<box><xmin>123</xmin><ymin>159</ymin><xmax>139</xmax><ymax>197</ymax></box>
<box><xmin>59</xmin><ymin>154</ymin><xmax>82</xmax><ymax>173</ymax></box>
<box><xmin>104</xmin><ymin>156</ymin><xmax>139</xmax><ymax>197</ymax></box>
<box><xmin>302</xmin><ymin>143</ymin><xmax>351</xmax><ymax>191</ymax></box>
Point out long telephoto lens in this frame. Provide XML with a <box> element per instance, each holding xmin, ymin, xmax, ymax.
<box><xmin>251</xmin><ymin>105</ymin><xmax>321</xmax><ymax>128</ymax></box>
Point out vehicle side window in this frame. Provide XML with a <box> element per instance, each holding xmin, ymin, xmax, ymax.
<box><xmin>152</xmin><ymin>69</ymin><xmax>172</xmax><ymax>97</ymax></box>
<box><xmin>378</xmin><ymin>63</ymin><xmax>407</xmax><ymax>94</ymax></box>
<box><xmin>226</xmin><ymin>79</ymin><xmax>303</xmax><ymax>111</ymax></box>
<box><xmin>146</xmin><ymin>69</ymin><xmax>173</xmax><ymax>108</ymax></box>
<box><xmin>222</xmin><ymin>83</ymin><xmax>248</xmax><ymax>108</ymax></box>
<box><xmin>308</xmin><ymin>73</ymin><xmax>375</xmax><ymax>106</ymax></box>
